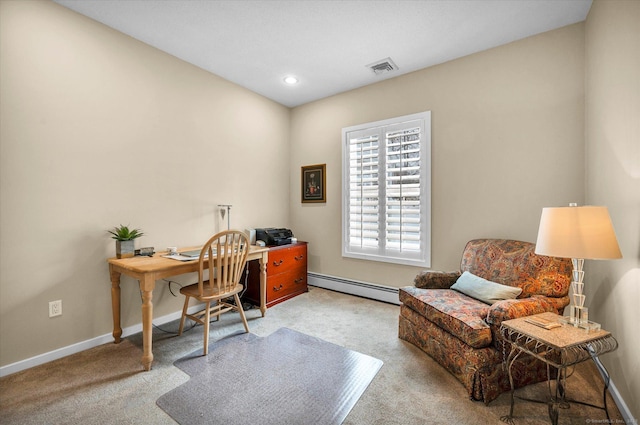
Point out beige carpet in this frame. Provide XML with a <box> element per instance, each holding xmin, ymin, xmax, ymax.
<box><xmin>0</xmin><ymin>286</ymin><xmax>623</xmax><ymax>424</ymax></box>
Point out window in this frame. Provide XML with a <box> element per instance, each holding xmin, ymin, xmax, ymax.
<box><xmin>342</xmin><ymin>111</ymin><xmax>431</xmax><ymax>267</ymax></box>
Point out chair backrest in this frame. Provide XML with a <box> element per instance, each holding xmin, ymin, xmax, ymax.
<box><xmin>197</xmin><ymin>230</ymin><xmax>249</xmax><ymax>297</ymax></box>
<box><xmin>460</xmin><ymin>239</ymin><xmax>572</xmax><ymax>298</ymax></box>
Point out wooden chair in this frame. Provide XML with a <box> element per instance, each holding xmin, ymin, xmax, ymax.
<box><xmin>178</xmin><ymin>230</ymin><xmax>250</xmax><ymax>355</ymax></box>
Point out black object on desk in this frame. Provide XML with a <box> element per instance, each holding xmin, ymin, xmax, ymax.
<box><xmin>255</xmin><ymin>228</ymin><xmax>293</xmax><ymax>246</ymax></box>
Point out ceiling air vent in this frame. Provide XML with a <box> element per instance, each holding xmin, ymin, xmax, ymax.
<box><xmin>367</xmin><ymin>57</ymin><xmax>398</xmax><ymax>75</ymax></box>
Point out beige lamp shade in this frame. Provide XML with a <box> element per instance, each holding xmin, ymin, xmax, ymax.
<box><xmin>535</xmin><ymin>206</ymin><xmax>622</xmax><ymax>260</ymax></box>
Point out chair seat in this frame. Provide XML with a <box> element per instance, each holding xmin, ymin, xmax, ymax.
<box><xmin>400</xmin><ymin>286</ymin><xmax>492</xmax><ymax>349</ymax></box>
<box><xmin>180</xmin><ymin>281</ymin><xmax>243</xmax><ymax>300</ymax></box>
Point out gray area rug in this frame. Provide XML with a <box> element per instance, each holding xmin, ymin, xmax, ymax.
<box><xmin>156</xmin><ymin>328</ymin><xmax>383</xmax><ymax>425</ymax></box>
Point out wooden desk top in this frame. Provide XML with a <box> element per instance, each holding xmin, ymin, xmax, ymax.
<box><xmin>107</xmin><ymin>245</ymin><xmax>269</xmax><ymax>274</ymax></box>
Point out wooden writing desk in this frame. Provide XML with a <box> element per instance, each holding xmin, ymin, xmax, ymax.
<box><xmin>108</xmin><ymin>245</ymin><xmax>269</xmax><ymax>371</ymax></box>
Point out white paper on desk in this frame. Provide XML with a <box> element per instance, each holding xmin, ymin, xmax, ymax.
<box><xmin>162</xmin><ymin>254</ymin><xmax>208</xmax><ymax>261</ymax></box>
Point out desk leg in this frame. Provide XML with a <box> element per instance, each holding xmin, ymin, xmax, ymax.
<box><xmin>259</xmin><ymin>252</ymin><xmax>268</xmax><ymax>317</ymax></box>
<box><xmin>109</xmin><ymin>267</ymin><xmax>122</xmax><ymax>344</ymax></box>
<box><xmin>140</xmin><ymin>276</ymin><xmax>155</xmax><ymax>371</ymax></box>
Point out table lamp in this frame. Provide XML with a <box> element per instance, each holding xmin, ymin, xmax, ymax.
<box><xmin>535</xmin><ymin>204</ymin><xmax>622</xmax><ymax>327</ymax></box>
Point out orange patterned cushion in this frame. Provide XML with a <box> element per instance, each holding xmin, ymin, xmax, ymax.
<box><xmin>461</xmin><ymin>239</ymin><xmax>571</xmax><ymax>300</ymax></box>
<box><xmin>400</xmin><ymin>287</ymin><xmax>492</xmax><ymax>349</ymax></box>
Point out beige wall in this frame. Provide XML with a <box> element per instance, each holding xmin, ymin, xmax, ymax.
<box><xmin>585</xmin><ymin>0</ymin><xmax>640</xmax><ymax>417</ymax></box>
<box><xmin>0</xmin><ymin>0</ymin><xmax>290</xmax><ymax>366</ymax></box>
<box><xmin>290</xmin><ymin>24</ymin><xmax>585</xmax><ymax>287</ymax></box>
<box><xmin>1</xmin><ymin>0</ymin><xmax>637</xmax><ymax>414</ymax></box>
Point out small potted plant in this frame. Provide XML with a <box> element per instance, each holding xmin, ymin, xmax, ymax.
<box><xmin>108</xmin><ymin>224</ymin><xmax>144</xmax><ymax>258</ymax></box>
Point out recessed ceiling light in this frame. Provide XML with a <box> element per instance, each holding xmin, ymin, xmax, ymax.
<box><xmin>283</xmin><ymin>75</ymin><xmax>299</xmax><ymax>85</ymax></box>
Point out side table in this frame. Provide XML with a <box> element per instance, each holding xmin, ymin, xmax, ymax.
<box><xmin>500</xmin><ymin>312</ymin><xmax>618</xmax><ymax>425</ymax></box>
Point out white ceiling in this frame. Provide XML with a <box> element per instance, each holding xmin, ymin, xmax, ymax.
<box><xmin>53</xmin><ymin>0</ymin><xmax>592</xmax><ymax>108</ymax></box>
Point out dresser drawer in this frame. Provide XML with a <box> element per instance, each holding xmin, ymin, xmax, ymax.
<box><xmin>267</xmin><ymin>267</ymin><xmax>308</xmax><ymax>301</ymax></box>
<box><xmin>267</xmin><ymin>245</ymin><xmax>307</xmax><ymax>276</ymax></box>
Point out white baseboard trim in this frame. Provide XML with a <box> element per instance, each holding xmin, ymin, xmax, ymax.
<box><xmin>2</xmin><ymin>282</ymin><xmax>632</xmax><ymax>422</ymax></box>
<box><xmin>0</xmin><ymin>304</ymin><xmax>204</xmax><ymax>378</ymax></box>
<box><xmin>592</xmin><ymin>352</ymin><xmax>635</xmax><ymax>424</ymax></box>
<box><xmin>2</xmin><ymin>275</ymin><xmax>396</xmax><ymax>377</ymax></box>
<box><xmin>307</xmin><ymin>272</ymin><xmax>400</xmax><ymax>305</ymax></box>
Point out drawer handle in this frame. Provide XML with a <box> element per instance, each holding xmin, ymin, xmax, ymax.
<box><xmin>273</xmin><ymin>284</ymin><xmax>283</xmax><ymax>292</ymax></box>
<box><xmin>294</xmin><ymin>255</ymin><xmax>304</xmax><ymax>261</ymax></box>
<box><xmin>294</xmin><ymin>277</ymin><xmax>305</xmax><ymax>284</ymax></box>
<box><xmin>273</xmin><ymin>260</ymin><xmax>284</xmax><ymax>266</ymax></box>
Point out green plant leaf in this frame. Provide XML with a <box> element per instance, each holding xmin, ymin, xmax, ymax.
<box><xmin>107</xmin><ymin>224</ymin><xmax>144</xmax><ymax>241</ymax></box>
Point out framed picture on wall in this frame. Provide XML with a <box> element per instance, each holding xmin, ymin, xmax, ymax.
<box><xmin>301</xmin><ymin>164</ymin><xmax>326</xmax><ymax>203</ymax></box>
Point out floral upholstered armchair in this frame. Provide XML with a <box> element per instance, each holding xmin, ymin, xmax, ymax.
<box><xmin>398</xmin><ymin>239</ymin><xmax>572</xmax><ymax>404</ymax></box>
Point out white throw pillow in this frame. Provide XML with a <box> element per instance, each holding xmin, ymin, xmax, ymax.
<box><xmin>451</xmin><ymin>271</ymin><xmax>522</xmax><ymax>305</ymax></box>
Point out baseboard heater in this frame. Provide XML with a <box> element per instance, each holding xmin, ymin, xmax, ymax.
<box><xmin>307</xmin><ymin>272</ymin><xmax>400</xmax><ymax>305</ymax></box>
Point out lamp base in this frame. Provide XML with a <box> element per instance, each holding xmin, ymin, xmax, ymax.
<box><xmin>569</xmin><ymin>258</ymin><xmax>587</xmax><ymax>327</ymax></box>
<box><xmin>559</xmin><ymin>315</ymin><xmax>601</xmax><ymax>332</ymax></box>
<box><xmin>580</xmin><ymin>320</ymin><xmax>602</xmax><ymax>332</ymax></box>
<box><xmin>570</xmin><ymin>305</ymin><xmax>589</xmax><ymax>326</ymax></box>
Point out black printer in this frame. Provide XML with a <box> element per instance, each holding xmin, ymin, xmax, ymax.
<box><xmin>255</xmin><ymin>228</ymin><xmax>294</xmax><ymax>246</ymax></box>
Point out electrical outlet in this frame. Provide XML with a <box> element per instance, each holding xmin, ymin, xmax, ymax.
<box><xmin>49</xmin><ymin>300</ymin><xmax>62</xmax><ymax>318</ymax></box>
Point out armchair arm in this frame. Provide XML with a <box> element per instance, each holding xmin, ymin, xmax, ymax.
<box><xmin>414</xmin><ymin>271</ymin><xmax>460</xmax><ymax>289</ymax></box>
<box><xmin>486</xmin><ymin>296</ymin><xmax>555</xmax><ymax>326</ymax></box>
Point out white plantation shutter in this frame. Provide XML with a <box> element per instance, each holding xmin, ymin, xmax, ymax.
<box><xmin>348</xmin><ymin>132</ymin><xmax>380</xmax><ymax>249</ymax></box>
<box><xmin>342</xmin><ymin>112</ymin><xmax>431</xmax><ymax>267</ymax></box>
<box><xmin>385</xmin><ymin>126</ymin><xmax>421</xmax><ymax>252</ymax></box>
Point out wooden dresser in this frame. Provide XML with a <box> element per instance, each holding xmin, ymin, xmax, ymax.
<box><xmin>242</xmin><ymin>241</ymin><xmax>308</xmax><ymax>308</ymax></box>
